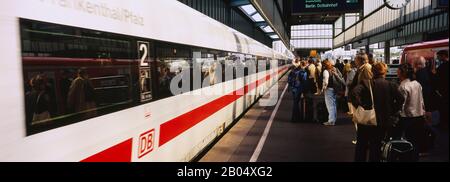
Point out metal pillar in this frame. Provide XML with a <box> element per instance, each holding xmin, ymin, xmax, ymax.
<box><xmin>384</xmin><ymin>41</ymin><xmax>391</xmax><ymax>64</ymax></box>
<box><xmin>365</xmin><ymin>45</ymin><xmax>370</xmax><ymax>54</ymax></box>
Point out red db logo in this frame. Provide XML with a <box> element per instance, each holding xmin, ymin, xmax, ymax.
<box><xmin>138</xmin><ymin>129</ymin><xmax>155</xmax><ymax>159</ymax></box>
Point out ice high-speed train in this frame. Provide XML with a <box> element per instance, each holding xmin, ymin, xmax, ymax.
<box><xmin>0</xmin><ymin>0</ymin><xmax>292</xmax><ymax>161</ymax></box>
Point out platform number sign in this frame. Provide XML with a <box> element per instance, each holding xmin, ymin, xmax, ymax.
<box><xmin>138</xmin><ymin>41</ymin><xmax>150</xmax><ymax>67</ymax></box>
<box><xmin>138</xmin><ymin>41</ymin><xmax>152</xmax><ymax>102</ymax></box>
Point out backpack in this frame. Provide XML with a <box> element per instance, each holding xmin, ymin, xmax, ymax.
<box><xmin>289</xmin><ymin>69</ymin><xmax>307</xmax><ymax>94</ymax></box>
<box><xmin>298</xmin><ymin>69</ymin><xmax>307</xmax><ymax>85</ymax></box>
<box><xmin>330</xmin><ymin>69</ymin><xmax>346</xmax><ymax>96</ymax></box>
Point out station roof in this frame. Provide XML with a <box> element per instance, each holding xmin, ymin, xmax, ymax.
<box><xmin>231</xmin><ymin>0</ymin><xmax>279</xmax><ymax>40</ymax></box>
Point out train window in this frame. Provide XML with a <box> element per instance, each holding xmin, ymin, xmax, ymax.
<box><xmin>244</xmin><ymin>55</ymin><xmax>257</xmax><ymax>76</ymax></box>
<box><xmin>231</xmin><ymin>53</ymin><xmax>245</xmax><ymax>79</ymax></box>
<box><xmin>192</xmin><ymin>49</ymin><xmax>227</xmax><ymax>88</ymax></box>
<box><xmin>20</xmin><ymin>19</ymin><xmax>151</xmax><ymax>136</ymax></box>
<box><xmin>267</xmin><ymin>58</ymin><xmax>272</xmax><ymax>70</ymax></box>
<box><xmin>216</xmin><ymin>52</ymin><xmax>230</xmax><ymax>82</ymax></box>
<box><xmin>156</xmin><ymin>44</ymin><xmax>192</xmax><ymax>99</ymax></box>
<box><xmin>198</xmin><ymin>52</ymin><xmax>219</xmax><ymax>87</ymax></box>
<box><xmin>223</xmin><ymin>53</ymin><xmax>235</xmax><ymax>81</ymax></box>
<box><xmin>257</xmin><ymin>57</ymin><xmax>270</xmax><ymax>72</ymax></box>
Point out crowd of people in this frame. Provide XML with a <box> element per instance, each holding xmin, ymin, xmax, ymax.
<box><xmin>288</xmin><ymin>50</ymin><xmax>449</xmax><ymax>162</ymax></box>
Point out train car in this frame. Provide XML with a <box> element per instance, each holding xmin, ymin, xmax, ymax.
<box><xmin>401</xmin><ymin>38</ymin><xmax>449</xmax><ymax>65</ymax></box>
<box><xmin>0</xmin><ymin>0</ymin><xmax>292</xmax><ymax>162</ymax></box>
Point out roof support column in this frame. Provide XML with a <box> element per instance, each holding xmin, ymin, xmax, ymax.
<box><xmin>384</xmin><ymin>40</ymin><xmax>390</xmax><ymax>64</ymax></box>
<box><xmin>365</xmin><ymin>45</ymin><xmax>370</xmax><ymax>54</ymax></box>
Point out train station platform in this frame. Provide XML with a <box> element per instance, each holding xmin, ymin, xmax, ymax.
<box><xmin>199</xmin><ymin>73</ymin><xmax>449</xmax><ymax>162</ymax></box>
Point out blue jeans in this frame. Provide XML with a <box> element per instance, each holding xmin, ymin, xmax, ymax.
<box><xmin>324</xmin><ymin>88</ymin><xmax>337</xmax><ymax>123</ymax></box>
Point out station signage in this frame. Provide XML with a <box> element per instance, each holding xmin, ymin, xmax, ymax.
<box><xmin>432</xmin><ymin>0</ymin><xmax>449</xmax><ymax>9</ymax></box>
<box><xmin>292</xmin><ymin>0</ymin><xmax>363</xmax><ymax>14</ymax></box>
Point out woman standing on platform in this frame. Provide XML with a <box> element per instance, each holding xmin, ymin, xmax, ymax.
<box><xmin>288</xmin><ymin>60</ymin><xmax>308</xmax><ymax>122</ymax></box>
<box><xmin>349</xmin><ymin>53</ymin><xmax>373</xmax><ymax>143</ymax></box>
<box><xmin>322</xmin><ymin>59</ymin><xmax>340</xmax><ymax>126</ymax></box>
<box><xmin>397</xmin><ymin>63</ymin><xmax>427</xmax><ymax>162</ymax></box>
<box><xmin>351</xmin><ymin>63</ymin><xmax>404</xmax><ymax>162</ymax></box>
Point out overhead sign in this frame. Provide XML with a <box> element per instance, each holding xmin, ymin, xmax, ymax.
<box><xmin>432</xmin><ymin>0</ymin><xmax>449</xmax><ymax>9</ymax></box>
<box><xmin>292</xmin><ymin>0</ymin><xmax>363</xmax><ymax>14</ymax></box>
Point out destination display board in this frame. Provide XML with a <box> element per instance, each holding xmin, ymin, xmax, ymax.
<box><xmin>292</xmin><ymin>0</ymin><xmax>363</xmax><ymax>14</ymax></box>
<box><xmin>432</xmin><ymin>0</ymin><xmax>449</xmax><ymax>9</ymax></box>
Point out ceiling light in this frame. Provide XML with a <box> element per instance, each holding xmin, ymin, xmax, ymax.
<box><xmin>240</xmin><ymin>4</ymin><xmax>257</xmax><ymax>15</ymax></box>
<box><xmin>251</xmin><ymin>13</ymin><xmax>264</xmax><ymax>22</ymax></box>
<box><xmin>262</xmin><ymin>26</ymin><xmax>274</xmax><ymax>33</ymax></box>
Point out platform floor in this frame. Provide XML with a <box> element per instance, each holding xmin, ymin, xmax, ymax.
<box><xmin>200</xmin><ymin>73</ymin><xmax>449</xmax><ymax>162</ymax></box>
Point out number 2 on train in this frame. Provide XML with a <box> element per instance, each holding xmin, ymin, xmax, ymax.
<box><xmin>138</xmin><ymin>41</ymin><xmax>150</xmax><ymax>67</ymax></box>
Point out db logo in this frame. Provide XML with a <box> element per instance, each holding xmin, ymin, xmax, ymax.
<box><xmin>138</xmin><ymin>129</ymin><xmax>155</xmax><ymax>159</ymax></box>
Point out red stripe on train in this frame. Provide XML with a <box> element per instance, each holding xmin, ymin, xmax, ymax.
<box><xmin>159</xmin><ymin>67</ymin><xmax>287</xmax><ymax>147</ymax></box>
<box><xmin>80</xmin><ymin>67</ymin><xmax>287</xmax><ymax>161</ymax></box>
<box><xmin>81</xmin><ymin>139</ymin><xmax>133</xmax><ymax>162</ymax></box>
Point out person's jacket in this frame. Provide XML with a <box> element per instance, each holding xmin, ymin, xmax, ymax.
<box><xmin>348</xmin><ymin>63</ymin><xmax>373</xmax><ymax>102</ymax></box>
<box><xmin>67</xmin><ymin>77</ymin><xmax>96</xmax><ymax>113</ymax></box>
<box><xmin>416</xmin><ymin>67</ymin><xmax>434</xmax><ymax>111</ymax></box>
<box><xmin>436</xmin><ymin>61</ymin><xmax>449</xmax><ymax>102</ymax></box>
<box><xmin>350</xmin><ymin>63</ymin><xmax>372</xmax><ymax>89</ymax></box>
<box><xmin>288</xmin><ymin>68</ymin><xmax>307</xmax><ymax>95</ymax></box>
<box><xmin>351</xmin><ymin>78</ymin><xmax>404</xmax><ymax>128</ymax></box>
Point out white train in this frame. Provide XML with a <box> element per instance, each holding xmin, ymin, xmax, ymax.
<box><xmin>0</xmin><ymin>0</ymin><xmax>292</xmax><ymax>162</ymax></box>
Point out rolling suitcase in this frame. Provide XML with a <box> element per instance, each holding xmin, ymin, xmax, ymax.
<box><xmin>305</xmin><ymin>94</ymin><xmax>328</xmax><ymax>123</ymax></box>
<box><xmin>316</xmin><ymin>101</ymin><xmax>328</xmax><ymax>123</ymax></box>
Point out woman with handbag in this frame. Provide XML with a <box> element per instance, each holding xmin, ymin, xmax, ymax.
<box><xmin>397</xmin><ymin>63</ymin><xmax>427</xmax><ymax>162</ymax></box>
<box><xmin>351</xmin><ymin>63</ymin><xmax>404</xmax><ymax>162</ymax></box>
<box><xmin>349</xmin><ymin>53</ymin><xmax>373</xmax><ymax>144</ymax></box>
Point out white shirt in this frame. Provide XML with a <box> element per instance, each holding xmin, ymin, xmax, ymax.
<box><xmin>322</xmin><ymin>69</ymin><xmax>330</xmax><ymax>90</ymax></box>
<box><xmin>399</xmin><ymin>79</ymin><xmax>426</xmax><ymax>117</ymax></box>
